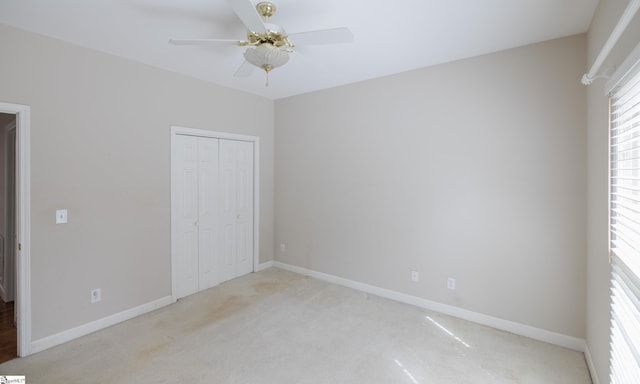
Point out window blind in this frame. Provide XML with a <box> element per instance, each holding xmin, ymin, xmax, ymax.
<box><xmin>610</xmin><ymin>63</ymin><xmax>640</xmax><ymax>384</ymax></box>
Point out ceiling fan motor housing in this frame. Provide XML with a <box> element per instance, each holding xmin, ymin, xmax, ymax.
<box><xmin>247</xmin><ymin>28</ymin><xmax>291</xmax><ymax>48</ymax></box>
<box><xmin>247</xmin><ymin>2</ymin><xmax>292</xmax><ymax>48</ymax></box>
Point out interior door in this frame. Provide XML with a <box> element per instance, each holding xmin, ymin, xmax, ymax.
<box><xmin>197</xmin><ymin>137</ymin><xmax>219</xmax><ymax>290</ymax></box>
<box><xmin>2</xmin><ymin>126</ymin><xmax>16</xmax><ymax>303</ymax></box>
<box><xmin>219</xmin><ymin>139</ymin><xmax>254</xmax><ymax>282</ymax></box>
<box><xmin>235</xmin><ymin>140</ymin><xmax>254</xmax><ymax>277</ymax></box>
<box><xmin>219</xmin><ymin>140</ymin><xmax>238</xmax><ymax>283</ymax></box>
<box><xmin>174</xmin><ymin>135</ymin><xmax>199</xmax><ymax>298</ymax></box>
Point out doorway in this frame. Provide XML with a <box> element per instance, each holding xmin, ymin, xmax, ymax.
<box><xmin>0</xmin><ymin>112</ymin><xmax>16</xmax><ymax>363</ymax></box>
<box><xmin>171</xmin><ymin>126</ymin><xmax>260</xmax><ymax>299</ymax></box>
<box><xmin>0</xmin><ymin>102</ymin><xmax>32</xmax><ymax>358</ymax></box>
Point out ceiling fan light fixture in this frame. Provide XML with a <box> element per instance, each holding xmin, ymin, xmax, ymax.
<box><xmin>243</xmin><ymin>44</ymin><xmax>289</xmax><ymax>86</ymax></box>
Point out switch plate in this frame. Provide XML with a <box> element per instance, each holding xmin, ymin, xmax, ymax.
<box><xmin>411</xmin><ymin>270</ymin><xmax>419</xmax><ymax>282</ymax></box>
<box><xmin>447</xmin><ymin>278</ymin><xmax>456</xmax><ymax>290</ymax></box>
<box><xmin>56</xmin><ymin>209</ymin><xmax>68</xmax><ymax>224</ymax></box>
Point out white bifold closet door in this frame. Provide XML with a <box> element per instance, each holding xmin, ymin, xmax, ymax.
<box><xmin>219</xmin><ymin>139</ymin><xmax>254</xmax><ymax>282</ymax></box>
<box><xmin>174</xmin><ymin>135</ymin><xmax>254</xmax><ymax>299</ymax></box>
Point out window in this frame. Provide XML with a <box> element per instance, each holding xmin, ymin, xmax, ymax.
<box><xmin>609</xmin><ymin>62</ymin><xmax>640</xmax><ymax>384</ymax></box>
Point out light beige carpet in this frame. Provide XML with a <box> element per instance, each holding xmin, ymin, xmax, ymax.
<box><xmin>0</xmin><ymin>268</ymin><xmax>591</xmax><ymax>383</ymax></box>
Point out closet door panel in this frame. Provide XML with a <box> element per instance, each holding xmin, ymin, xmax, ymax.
<box><xmin>198</xmin><ymin>137</ymin><xmax>219</xmax><ymax>290</ymax></box>
<box><xmin>175</xmin><ymin>135</ymin><xmax>199</xmax><ymax>298</ymax></box>
<box><xmin>219</xmin><ymin>140</ymin><xmax>238</xmax><ymax>282</ymax></box>
<box><xmin>236</xmin><ymin>140</ymin><xmax>254</xmax><ymax>276</ymax></box>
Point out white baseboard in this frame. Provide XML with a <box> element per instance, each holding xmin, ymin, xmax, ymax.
<box><xmin>31</xmin><ymin>296</ymin><xmax>175</xmax><ymax>354</ymax></box>
<box><xmin>273</xmin><ymin>261</ymin><xmax>586</xmax><ymax>352</ymax></box>
<box><xmin>257</xmin><ymin>260</ymin><xmax>274</xmax><ymax>272</ymax></box>
<box><xmin>584</xmin><ymin>344</ymin><xmax>601</xmax><ymax>384</ymax></box>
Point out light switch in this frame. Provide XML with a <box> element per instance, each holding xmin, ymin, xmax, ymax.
<box><xmin>56</xmin><ymin>209</ymin><xmax>68</xmax><ymax>224</ymax></box>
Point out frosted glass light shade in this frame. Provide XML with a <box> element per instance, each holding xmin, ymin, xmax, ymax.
<box><xmin>244</xmin><ymin>45</ymin><xmax>289</xmax><ymax>73</ymax></box>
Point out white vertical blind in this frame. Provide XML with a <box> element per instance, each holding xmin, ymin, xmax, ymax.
<box><xmin>610</xmin><ymin>62</ymin><xmax>640</xmax><ymax>384</ymax></box>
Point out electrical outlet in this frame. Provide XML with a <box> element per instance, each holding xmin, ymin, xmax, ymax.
<box><xmin>447</xmin><ymin>278</ymin><xmax>456</xmax><ymax>290</ymax></box>
<box><xmin>91</xmin><ymin>288</ymin><xmax>101</xmax><ymax>303</ymax></box>
<box><xmin>280</xmin><ymin>243</ymin><xmax>286</xmax><ymax>253</ymax></box>
<box><xmin>411</xmin><ymin>270</ymin><xmax>419</xmax><ymax>282</ymax></box>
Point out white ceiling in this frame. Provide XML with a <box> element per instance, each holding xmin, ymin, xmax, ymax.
<box><xmin>0</xmin><ymin>0</ymin><xmax>599</xmax><ymax>100</ymax></box>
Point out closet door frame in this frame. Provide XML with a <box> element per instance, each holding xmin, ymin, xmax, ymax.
<box><xmin>170</xmin><ymin>126</ymin><xmax>260</xmax><ymax>299</ymax></box>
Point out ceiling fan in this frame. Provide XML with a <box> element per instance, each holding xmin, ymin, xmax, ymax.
<box><xmin>169</xmin><ymin>0</ymin><xmax>354</xmax><ymax>86</ymax></box>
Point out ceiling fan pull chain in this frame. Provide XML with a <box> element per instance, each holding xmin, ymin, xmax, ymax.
<box><xmin>265</xmin><ymin>71</ymin><xmax>269</xmax><ymax>87</ymax></box>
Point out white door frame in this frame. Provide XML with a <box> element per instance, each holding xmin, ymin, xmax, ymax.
<box><xmin>170</xmin><ymin>126</ymin><xmax>260</xmax><ymax>299</ymax></box>
<box><xmin>0</xmin><ymin>102</ymin><xmax>32</xmax><ymax>357</ymax></box>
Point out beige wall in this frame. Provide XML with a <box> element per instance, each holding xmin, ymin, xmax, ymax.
<box><xmin>275</xmin><ymin>34</ymin><xmax>587</xmax><ymax>338</ymax></box>
<box><xmin>586</xmin><ymin>2</ymin><xmax>640</xmax><ymax>384</ymax></box>
<box><xmin>0</xmin><ymin>24</ymin><xmax>274</xmax><ymax>341</ymax></box>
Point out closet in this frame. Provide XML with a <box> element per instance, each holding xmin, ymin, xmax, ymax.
<box><xmin>173</xmin><ymin>133</ymin><xmax>254</xmax><ymax>299</ymax></box>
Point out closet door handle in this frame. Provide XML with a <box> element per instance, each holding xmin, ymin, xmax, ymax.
<box><xmin>194</xmin><ymin>220</ymin><xmax>198</xmax><ymax>227</ymax></box>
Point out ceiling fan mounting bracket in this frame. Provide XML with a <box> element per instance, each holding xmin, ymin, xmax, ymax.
<box><xmin>256</xmin><ymin>2</ymin><xmax>276</xmax><ymax>22</ymax></box>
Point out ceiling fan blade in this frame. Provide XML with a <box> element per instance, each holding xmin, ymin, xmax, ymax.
<box><xmin>288</xmin><ymin>28</ymin><xmax>354</xmax><ymax>46</ymax></box>
<box><xmin>227</xmin><ymin>0</ymin><xmax>266</xmax><ymax>33</ymax></box>
<box><xmin>169</xmin><ymin>38</ymin><xmax>242</xmax><ymax>46</ymax></box>
<box><xmin>234</xmin><ymin>60</ymin><xmax>255</xmax><ymax>77</ymax></box>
